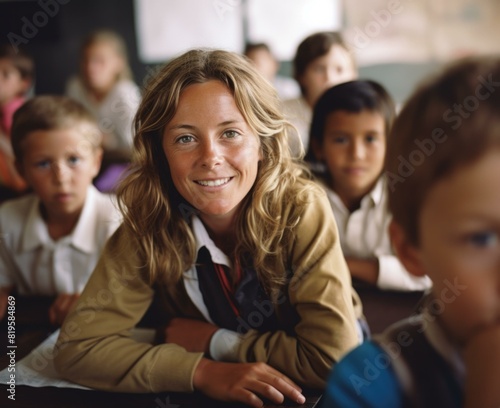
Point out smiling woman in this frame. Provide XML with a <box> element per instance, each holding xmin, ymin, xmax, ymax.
<box><xmin>162</xmin><ymin>81</ymin><xmax>262</xmax><ymax>239</ymax></box>
<box><xmin>54</xmin><ymin>49</ymin><xmax>362</xmax><ymax>408</ymax></box>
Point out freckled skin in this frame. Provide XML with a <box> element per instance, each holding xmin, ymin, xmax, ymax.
<box><xmin>162</xmin><ymin>80</ymin><xmax>262</xmax><ymax>233</ymax></box>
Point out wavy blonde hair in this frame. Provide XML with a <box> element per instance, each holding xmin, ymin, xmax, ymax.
<box><xmin>117</xmin><ymin>49</ymin><xmax>315</xmax><ymax>294</ymax></box>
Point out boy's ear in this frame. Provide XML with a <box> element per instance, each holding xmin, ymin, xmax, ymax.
<box><xmin>389</xmin><ymin>220</ymin><xmax>427</xmax><ymax>277</ymax></box>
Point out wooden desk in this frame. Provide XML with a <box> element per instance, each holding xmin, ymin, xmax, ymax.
<box><xmin>355</xmin><ymin>281</ymin><xmax>426</xmax><ymax>334</ymax></box>
<box><xmin>0</xmin><ymin>296</ymin><xmax>321</xmax><ymax>408</ymax></box>
<box><xmin>0</xmin><ymin>286</ymin><xmax>424</xmax><ymax>407</ymax></box>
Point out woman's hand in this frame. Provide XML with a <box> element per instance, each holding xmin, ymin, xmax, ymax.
<box><xmin>49</xmin><ymin>293</ymin><xmax>80</xmax><ymax>326</ymax></box>
<box><xmin>164</xmin><ymin>317</ymin><xmax>218</xmax><ymax>353</ymax></box>
<box><xmin>193</xmin><ymin>358</ymin><xmax>306</xmax><ymax>408</ymax></box>
<box><xmin>463</xmin><ymin>324</ymin><xmax>500</xmax><ymax>408</ymax></box>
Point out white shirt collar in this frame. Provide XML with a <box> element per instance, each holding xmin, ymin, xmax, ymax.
<box><xmin>20</xmin><ymin>185</ymin><xmax>100</xmax><ymax>254</ymax></box>
<box><xmin>191</xmin><ymin>215</ymin><xmax>231</xmax><ymax>267</ymax></box>
<box><xmin>368</xmin><ymin>176</ymin><xmax>385</xmax><ymax>206</ymax></box>
<box><xmin>325</xmin><ymin>176</ymin><xmax>385</xmax><ymax>214</ymax></box>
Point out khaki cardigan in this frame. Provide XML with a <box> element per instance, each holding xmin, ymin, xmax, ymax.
<box><xmin>54</xmin><ymin>188</ymin><xmax>362</xmax><ymax>392</ymax></box>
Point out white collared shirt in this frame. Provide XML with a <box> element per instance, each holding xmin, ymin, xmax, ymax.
<box><xmin>0</xmin><ymin>185</ymin><xmax>122</xmax><ymax>295</ymax></box>
<box><xmin>324</xmin><ymin>177</ymin><xmax>432</xmax><ymax>291</ymax></box>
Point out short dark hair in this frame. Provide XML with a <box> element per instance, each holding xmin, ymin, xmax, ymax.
<box><xmin>386</xmin><ymin>56</ymin><xmax>500</xmax><ymax>245</ymax></box>
<box><xmin>306</xmin><ymin>80</ymin><xmax>395</xmax><ymax>163</ymax></box>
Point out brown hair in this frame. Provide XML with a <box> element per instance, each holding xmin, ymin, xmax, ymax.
<box><xmin>293</xmin><ymin>31</ymin><xmax>355</xmax><ymax>96</ymax></box>
<box><xmin>0</xmin><ymin>44</ymin><xmax>34</xmax><ymax>92</ymax></box>
<box><xmin>11</xmin><ymin>95</ymin><xmax>101</xmax><ymax>162</ymax></box>
<box><xmin>386</xmin><ymin>56</ymin><xmax>500</xmax><ymax>245</ymax></box>
<box><xmin>117</xmin><ymin>49</ymin><xmax>314</xmax><ymax>294</ymax></box>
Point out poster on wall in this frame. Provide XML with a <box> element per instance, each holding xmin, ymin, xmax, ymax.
<box><xmin>342</xmin><ymin>0</ymin><xmax>432</xmax><ymax>65</ymax></box>
<box><xmin>134</xmin><ymin>0</ymin><xmax>244</xmax><ymax>63</ymax></box>
<box><xmin>343</xmin><ymin>0</ymin><xmax>500</xmax><ymax>65</ymax></box>
<box><xmin>429</xmin><ymin>0</ymin><xmax>500</xmax><ymax>60</ymax></box>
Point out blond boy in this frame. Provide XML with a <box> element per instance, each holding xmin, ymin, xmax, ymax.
<box><xmin>0</xmin><ymin>96</ymin><xmax>121</xmax><ymax>325</ymax></box>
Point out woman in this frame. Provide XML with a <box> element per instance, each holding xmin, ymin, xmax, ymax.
<box><xmin>55</xmin><ymin>49</ymin><xmax>361</xmax><ymax>407</ymax></box>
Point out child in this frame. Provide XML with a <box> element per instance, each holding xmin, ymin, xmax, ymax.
<box><xmin>54</xmin><ymin>49</ymin><xmax>363</xmax><ymax>408</ymax></box>
<box><xmin>306</xmin><ymin>80</ymin><xmax>431</xmax><ymax>291</ymax></box>
<box><xmin>320</xmin><ymin>57</ymin><xmax>500</xmax><ymax>407</ymax></box>
<box><xmin>244</xmin><ymin>42</ymin><xmax>300</xmax><ymax>100</ymax></box>
<box><xmin>66</xmin><ymin>30</ymin><xmax>141</xmax><ymax>158</ymax></box>
<box><xmin>0</xmin><ymin>44</ymin><xmax>34</xmax><ymax>198</ymax></box>
<box><xmin>0</xmin><ymin>96</ymin><xmax>121</xmax><ymax>325</ymax></box>
<box><xmin>283</xmin><ymin>31</ymin><xmax>357</xmax><ymax>156</ymax></box>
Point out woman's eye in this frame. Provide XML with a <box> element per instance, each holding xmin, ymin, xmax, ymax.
<box><xmin>466</xmin><ymin>231</ymin><xmax>498</xmax><ymax>248</ymax></box>
<box><xmin>223</xmin><ymin>130</ymin><xmax>240</xmax><ymax>139</ymax></box>
<box><xmin>177</xmin><ymin>135</ymin><xmax>194</xmax><ymax>144</ymax></box>
<box><xmin>365</xmin><ymin>135</ymin><xmax>377</xmax><ymax>143</ymax></box>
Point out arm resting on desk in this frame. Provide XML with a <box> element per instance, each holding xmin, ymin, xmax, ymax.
<box><xmin>54</xmin><ymin>226</ymin><xmax>204</xmax><ymax>393</ymax></box>
<box><xmin>236</xmin><ymin>192</ymin><xmax>361</xmax><ymax>389</ymax></box>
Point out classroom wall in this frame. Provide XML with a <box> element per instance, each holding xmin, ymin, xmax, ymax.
<box><xmin>0</xmin><ymin>0</ymin><xmax>442</xmax><ymax>105</ymax></box>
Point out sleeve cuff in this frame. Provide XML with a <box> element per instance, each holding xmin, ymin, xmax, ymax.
<box><xmin>209</xmin><ymin>328</ymin><xmax>243</xmax><ymax>362</ymax></box>
<box><xmin>377</xmin><ymin>255</ymin><xmax>432</xmax><ymax>291</ymax></box>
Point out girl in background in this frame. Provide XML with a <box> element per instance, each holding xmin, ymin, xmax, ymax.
<box><xmin>283</xmin><ymin>32</ymin><xmax>357</xmax><ymax>156</ymax></box>
<box><xmin>66</xmin><ymin>30</ymin><xmax>140</xmax><ymax>160</ymax></box>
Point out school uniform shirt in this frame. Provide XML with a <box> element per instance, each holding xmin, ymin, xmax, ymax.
<box><xmin>282</xmin><ymin>96</ymin><xmax>311</xmax><ymax>157</ymax></box>
<box><xmin>324</xmin><ymin>177</ymin><xmax>432</xmax><ymax>291</ymax></box>
<box><xmin>66</xmin><ymin>77</ymin><xmax>141</xmax><ymax>151</ymax></box>
<box><xmin>54</xmin><ymin>187</ymin><xmax>362</xmax><ymax>393</ymax></box>
<box><xmin>0</xmin><ymin>185</ymin><xmax>122</xmax><ymax>295</ymax></box>
<box><xmin>320</xmin><ymin>306</ymin><xmax>465</xmax><ymax>407</ymax></box>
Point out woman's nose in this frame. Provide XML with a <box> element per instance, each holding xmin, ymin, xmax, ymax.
<box><xmin>200</xmin><ymin>139</ymin><xmax>222</xmax><ymax>169</ymax></box>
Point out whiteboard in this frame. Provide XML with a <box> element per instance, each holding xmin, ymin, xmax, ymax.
<box><xmin>134</xmin><ymin>0</ymin><xmax>244</xmax><ymax>63</ymax></box>
<box><xmin>134</xmin><ymin>0</ymin><xmax>342</xmax><ymax>63</ymax></box>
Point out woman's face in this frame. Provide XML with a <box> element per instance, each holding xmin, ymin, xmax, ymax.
<box><xmin>162</xmin><ymin>80</ymin><xmax>262</xmax><ymax>230</ymax></box>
